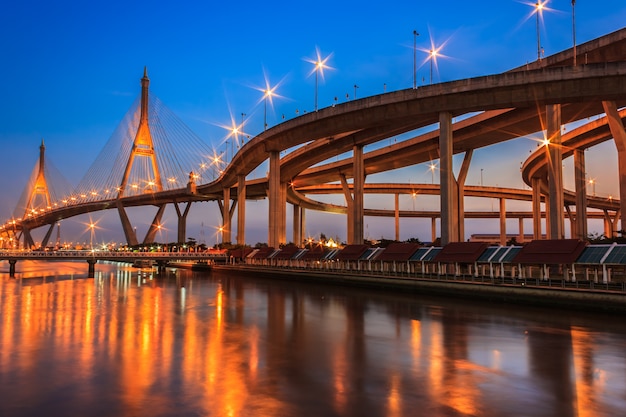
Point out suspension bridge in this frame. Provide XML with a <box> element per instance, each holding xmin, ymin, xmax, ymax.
<box><xmin>2</xmin><ymin>28</ymin><xmax>626</xmax><ymax>250</ymax></box>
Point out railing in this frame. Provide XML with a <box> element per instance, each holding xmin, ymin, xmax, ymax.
<box><xmin>0</xmin><ymin>250</ymin><xmax>227</xmax><ymax>260</ymax></box>
<box><xmin>241</xmin><ymin>259</ymin><xmax>626</xmax><ymax>294</ymax></box>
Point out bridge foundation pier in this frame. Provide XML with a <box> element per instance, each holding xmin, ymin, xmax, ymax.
<box><xmin>87</xmin><ymin>259</ymin><xmax>97</xmax><ymax>278</ymax></box>
<box><xmin>9</xmin><ymin>260</ymin><xmax>16</xmax><ymax>277</ymax></box>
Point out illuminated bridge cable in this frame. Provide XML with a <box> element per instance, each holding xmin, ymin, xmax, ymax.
<box><xmin>71</xmin><ymin>92</ymin><xmax>214</xmax><ymax>203</ymax></box>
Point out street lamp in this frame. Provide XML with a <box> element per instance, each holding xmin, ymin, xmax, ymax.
<box><xmin>535</xmin><ymin>1</ymin><xmax>545</xmax><ymax>61</ymax></box>
<box><xmin>413</xmin><ymin>30</ymin><xmax>420</xmax><ymax>89</ymax></box>
<box><xmin>264</xmin><ymin>88</ymin><xmax>273</xmax><ymax>131</ymax></box>
<box><xmin>429</xmin><ymin>49</ymin><xmax>437</xmax><ymax>84</ymax></box>
<box><xmin>89</xmin><ymin>222</ymin><xmax>95</xmax><ymax>250</ymax></box>
<box><xmin>429</xmin><ymin>162</ymin><xmax>436</xmax><ymax>184</ymax></box>
<box><xmin>354</xmin><ymin>84</ymin><xmax>359</xmax><ymax>99</ymax></box>
<box><xmin>480</xmin><ymin>168</ymin><xmax>484</xmax><ymax>186</ymax></box>
<box><xmin>314</xmin><ymin>59</ymin><xmax>322</xmax><ymax>111</ymax></box>
<box><xmin>589</xmin><ymin>178</ymin><xmax>596</xmax><ymax>196</ymax></box>
<box><xmin>572</xmin><ymin>0</ymin><xmax>577</xmax><ymax>66</ymax></box>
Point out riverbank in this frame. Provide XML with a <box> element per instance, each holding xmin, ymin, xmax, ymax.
<box><xmin>213</xmin><ymin>264</ymin><xmax>626</xmax><ymax>314</ymax></box>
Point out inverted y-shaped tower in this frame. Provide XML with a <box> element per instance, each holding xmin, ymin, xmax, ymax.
<box><xmin>24</xmin><ymin>139</ymin><xmax>52</xmax><ymax>217</ymax></box>
<box><xmin>117</xmin><ymin>68</ymin><xmax>166</xmax><ymax>245</ymax></box>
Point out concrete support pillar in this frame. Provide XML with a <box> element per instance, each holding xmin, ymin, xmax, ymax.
<box><xmin>40</xmin><ymin>223</ymin><xmax>56</xmax><ymax>249</ymax></box>
<box><xmin>279</xmin><ymin>183</ymin><xmax>287</xmax><ymax>244</ymax></box>
<box><xmin>353</xmin><ymin>145</ymin><xmax>365</xmax><ymax>245</ymax></box>
<box><xmin>293</xmin><ymin>205</ymin><xmax>302</xmax><ymax>247</ymax></box>
<box><xmin>546</xmin><ymin>104</ymin><xmax>564</xmax><ymax>239</ymax></box>
<box><xmin>439</xmin><ymin>111</ymin><xmax>457</xmax><ymax>245</ymax></box>
<box><xmin>268</xmin><ymin>151</ymin><xmax>281</xmax><ymax>247</ymax></box>
<box><xmin>301</xmin><ymin>209</ymin><xmax>306</xmax><ymax>245</ymax></box>
<box><xmin>518</xmin><ymin>218</ymin><xmax>524</xmax><ymax>243</ymax></box>
<box><xmin>457</xmin><ymin>150</ymin><xmax>472</xmax><ymax>242</ymax></box>
<box><xmin>222</xmin><ymin>187</ymin><xmax>231</xmax><ymax>243</ymax></box>
<box><xmin>603</xmin><ymin>211</ymin><xmax>613</xmax><ymax>238</ymax></box>
<box><xmin>531</xmin><ymin>177</ymin><xmax>542</xmax><ymax>240</ymax></box>
<box><xmin>87</xmin><ymin>259</ymin><xmax>97</xmax><ymax>278</ymax></box>
<box><xmin>602</xmin><ymin>101</ymin><xmax>626</xmax><ymax>233</ymax></box>
<box><xmin>499</xmin><ymin>198</ymin><xmax>506</xmax><ymax>246</ymax></box>
<box><xmin>237</xmin><ymin>174</ymin><xmax>246</xmax><ymax>245</ymax></box>
<box><xmin>144</xmin><ymin>204</ymin><xmax>166</xmax><ymax>244</ymax></box>
<box><xmin>174</xmin><ymin>202</ymin><xmax>191</xmax><ymax>244</ymax></box>
<box><xmin>117</xmin><ymin>202</ymin><xmax>138</xmax><ymax>246</ymax></box>
<box><xmin>573</xmin><ymin>149</ymin><xmax>588</xmax><ymax>240</ymax></box>
<box><xmin>340</xmin><ymin>175</ymin><xmax>354</xmax><ymax>244</ymax></box>
<box><xmin>394</xmin><ymin>193</ymin><xmax>400</xmax><ymax>241</ymax></box>
<box><xmin>431</xmin><ymin>217</ymin><xmax>437</xmax><ymax>244</ymax></box>
<box><xmin>9</xmin><ymin>259</ymin><xmax>16</xmax><ymax>277</ymax></box>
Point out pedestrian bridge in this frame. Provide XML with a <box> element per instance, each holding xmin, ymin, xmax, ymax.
<box><xmin>0</xmin><ymin>250</ymin><xmax>228</xmax><ymax>276</ymax></box>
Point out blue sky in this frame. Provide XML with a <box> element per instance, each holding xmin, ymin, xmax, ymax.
<box><xmin>1</xmin><ymin>0</ymin><xmax>625</xmax><ymax>245</ymax></box>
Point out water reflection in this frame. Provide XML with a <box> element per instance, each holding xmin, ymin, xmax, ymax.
<box><xmin>1</xmin><ymin>261</ymin><xmax>626</xmax><ymax>416</ymax></box>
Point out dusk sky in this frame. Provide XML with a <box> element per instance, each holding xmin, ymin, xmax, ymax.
<box><xmin>1</xmin><ymin>0</ymin><xmax>625</xmax><ymax>245</ymax></box>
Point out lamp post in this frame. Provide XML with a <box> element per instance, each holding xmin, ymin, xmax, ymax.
<box><xmin>572</xmin><ymin>0</ymin><xmax>577</xmax><ymax>66</ymax></box>
<box><xmin>413</xmin><ymin>30</ymin><xmax>419</xmax><ymax>89</ymax></box>
<box><xmin>429</xmin><ymin>49</ymin><xmax>437</xmax><ymax>84</ymax></box>
<box><xmin>429</xmin><ymin>162</ymin><xmax>436</xmax><ymax>184</ymax></box>
<box><xmin>314</xmin><ymin>60</ymin><xmax>322</xmax><ymax>111</ymax></box>
<box><xmin>353</xmin><ymin>84</ymin><xmax>359</xmax><ymax>99</ymax></box>
<box><xmin>535</xmin><ymin>2</ymin><xmax>544</xmax><ymax>61</ymax></box>
<box><xmin>89</xmin><ymin>223</ymin><xmax>95</xmax><ymax>250</ymax></box>
<box><xmin>241</xmin><ymin>113</ymin><xmax>246</xmax><ymax>145</ymax></box>
<box><xmin>481</xmin><ymin>168</ymin><xmax>484</xmax><ymax>186</ymax></box>
<box><xmin>263</xmin><ymin>89</ymin><xmax>272</xmax><ymax>131</ymax></box>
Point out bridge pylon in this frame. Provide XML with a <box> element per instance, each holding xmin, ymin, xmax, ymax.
<box><xmin>20</xmin><ymin>139</ymin><xmax>55</xmax><ymax>248</ymax></box>
<box><xmin>24</xmin><ymin>139</ymin><xmax>52</xmax><ymax>217</ymax></box>
<box><xmin>116</xmin><ymin>67</ymin><xmax>166</xmax><ymax>246</ymax></box>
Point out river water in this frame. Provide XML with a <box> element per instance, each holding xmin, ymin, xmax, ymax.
<box><xmin>1</xmin><ymin>260</ymin><xmax>625</xmax><ymax>417</ymax></box>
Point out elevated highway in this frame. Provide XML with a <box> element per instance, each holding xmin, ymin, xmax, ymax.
<box><xmin>6</xmin><ymin>28</ymin><xmax>626</xmax><ymax>248</ymax></box>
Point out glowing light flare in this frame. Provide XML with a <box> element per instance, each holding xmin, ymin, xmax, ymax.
<box><xmin>519</xmin><ymin>0</ymin><xmax>553</xmax><ymax>23</ymax></box>
<box><xmin>305</xmin><ymin>47</ymin><xmax>334</xmax><ymax>79</ymax></box>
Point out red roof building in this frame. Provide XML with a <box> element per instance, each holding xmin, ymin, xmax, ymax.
<box><xmin>376</xmin><ymin>243</ymin><xmax>422</xmax><ymax>262</ymax></box>
<box><xmin>433</xmin><ymin>242</ymin><xmax>490</xmax><ymax>263</ymax></box>
<box><xmin>512</xmin><ymin>239</ymin><xmax>587</xmax><ymax>264</ymax></box>
<box><xmin>335</xmin><ymin>245</ymin><xmax>370</xmax><ymax>261</ymax></box>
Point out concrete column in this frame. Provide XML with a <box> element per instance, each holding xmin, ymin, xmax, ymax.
<box><xmin>293</xmin><ymin>205</ymin><xmax>302</xmax><ymax>247</ymax></box>
<box><xmin>518</xmin><ymin>218</ymin><xmax>524</xmax><ymax>243</ymax></box>
<box><xmin>499</xmin><ymin>198</ymin><xmax>506</xmax><ymax>246</ymax></box>
<box><xmin>340</xmin><ymin>175</ymin><xmax>354</xmax><ymax>244</ymax></box>
<box><xmin>268</xmin><ymin>151</ymin><xmax>280</xmax><ymax>247</ymax></box>
<box><xmin>236</xmin><ymin>174</ymin><xmax>247</xmax><ymax>245</ymax></box>
<box><xmin>175</xmin><ymin>202</ymin><xmax>191</xmax><ymax>244</ymax></box>
<box><xmin>602</xmin><ymin>101</ymin><xmax>626</xmax><ymax>233</ymax></box>
<box><xmin>573</xmin><ymin>149</ymin><xmax>588</xmax><ymax>240</ymax></box>
<box><xmin>279</xmin><ymin>183</ymin><xmax>287</xmax><ymax>244</ymax></box>
<box><xmin>353</xmin><ymin>145</ymin><xmax>365</xmax><ymax>245</ymax></box>
<box><xmin>117</xmin><ymin>202</ymin><xmax>138</xmax><ymax>246</ymax></box>
<box><xmin>546</xmin><ymin>104</ymin><xmax>564</xmax><ymax>239</ymax></box>
<box><xmin>222</xmin><ymin>187</ymin><xmax>231</xmax><ymax>243</ymax></box>
<box><xmin>531</xmin><ymin>177</ymin><xmax>542</xmax><ymax>240</ymax></box>
<box><xmin>457</xmin><ymin>150</ymin><xmax>473</xmax><ymax>242</ymax></box>
<box><xmin>301</xmin><ymin>209</ymin><xmax>306</xmax><ymax>245</ymax></box>
<box><xmin>394</xmin><ymin>193</ymin><xmax>400</xmax><ymax>241</ymax></box>
<box><xmin>431</xmin><ymin>217</ymin><xmax>437</xmax><ymax>244</ymax></box>
<box><xmin>439</xmin><ymin>111</ymin><xmax>457</xmax><ymax>245</ymax></box>
<box><xmin>604</xmin><ymin>211</ymin><xmax>613</xmax><ymax>238</ymax></box>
